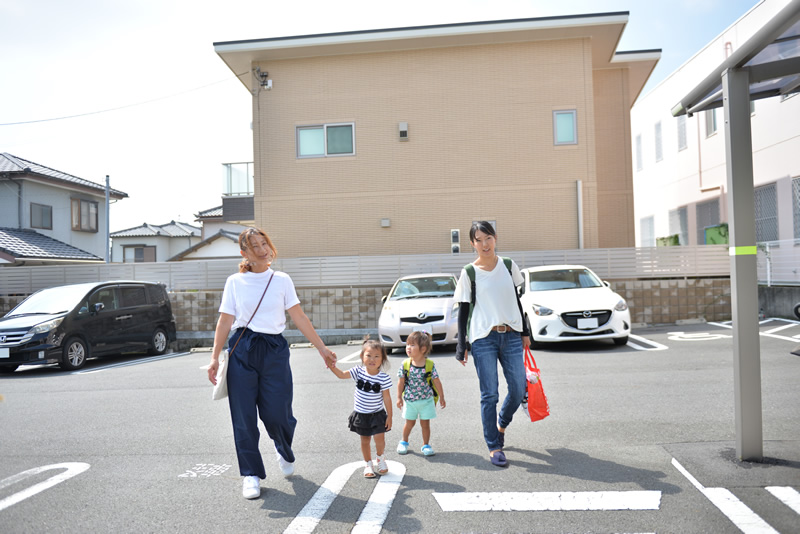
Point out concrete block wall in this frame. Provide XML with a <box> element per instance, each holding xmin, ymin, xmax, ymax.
<box><xmin>1</xmin><ymin>278</ymin><xmax>742</xmax><ymax>351</ymax></box>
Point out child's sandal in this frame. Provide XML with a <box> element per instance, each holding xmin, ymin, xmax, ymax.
<box><xmin>363</xmin><ymin>464</ymin><xmax>377</xmax><ymax>478</ymax></box>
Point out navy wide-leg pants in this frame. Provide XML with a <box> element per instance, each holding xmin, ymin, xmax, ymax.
<box><xmin>227</xmin><ymin>328</ymin><xmax>296</xmax><ymax>479</ymax></box>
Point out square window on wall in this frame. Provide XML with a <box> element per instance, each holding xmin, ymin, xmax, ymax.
<box><xmin>705</xmin><ymin>109</ymin><xmax>717</xmax><ymax>137</ymax></box>
<box><xmin>553</xmin><ymin>110</ymin><xmax>577</xmax><ymax>145</ymax></box>
<box><xmin>297</xmin><ymin>123</ymin><xmax>354</xmax><ymax>157</ymax></box>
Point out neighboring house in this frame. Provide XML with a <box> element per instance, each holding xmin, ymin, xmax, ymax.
<box><xmin>0</xmin><ymin>153</ymin><xmax>127</xmax><ymax>266</ymax></box>
<box><xmin>214</xmin><ymin>13</ymin><xmax>659</xmax><ymax>257</ymax></box>
<box><xmin>110</xmin><ymin>221</ymin><xmax>201</xmax><ymax>263</ymax></box>
<box><xmin>631</xmin><ymin>0</ymin><xmax>800</xmax><ymax>247</ymax></box>
<box><xmin>167</xmin><ymin>228</ymin><xmax>241</xmax><ymax>261</ymax></box>
<box><xmin>195</xmin><ymin>205</ymin><xmax>249</xmax><ymax>240</ymax></box>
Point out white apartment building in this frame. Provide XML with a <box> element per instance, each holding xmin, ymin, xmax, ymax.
<box><xmin>631</xmin><ymin>0</ymin><xmax>800</xmax><ymax>248</ymax></box>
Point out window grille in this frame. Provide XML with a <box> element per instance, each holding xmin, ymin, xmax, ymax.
<box><xmin>696</xmin><ymin>198</ymin><xmax>720</xmax><ymax>244</ymax></box>
<box><xmin>754</xmin><ymin>183</ymin><xmax>778</xmax><ymax>242</ymax></box>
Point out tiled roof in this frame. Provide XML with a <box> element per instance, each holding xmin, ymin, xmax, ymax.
<box><xmin>196</xmin><ymin>206</ymin><xmax>223</xmax><ymax>218</ymax></box>
<box><xmin>0</xmin><ymin>153</ymin><xmax>128</xmax><ymax>198</ymax></box>
<box><xmin>0</xmin><ymin>227</ymin><xmax>103</xmax><ymax>261</ymax></box>
<box><xmin>110</xmin><ymin>220</ymin><xmax>201</xmax><ymax>238</ymax></box>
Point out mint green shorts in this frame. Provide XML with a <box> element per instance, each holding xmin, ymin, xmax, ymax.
<box><xmin>401</xmin><ymin>397</ymin><xmax>437</xmax><ymax>420</ymax></box>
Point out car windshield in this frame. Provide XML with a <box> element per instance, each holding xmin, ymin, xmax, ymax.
<box><xmin>6</xmin><ymin>284</ymin><xmax>93</xmax><ymax>316</ymax></box>
<box><xmin>528</xmin><ymin>268</ymin><xmax>603</xmax><ymax>291</ymax></box>
<box><xmin>390</xmin><ymin>276</ymin><xmax>456</xmax><ymax>300</ymax></box>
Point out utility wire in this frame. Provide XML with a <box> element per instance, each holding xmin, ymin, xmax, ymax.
<box><xmin>0</xmin><ymin>70</ymin><xmax>249</xmax><ymax>127</ymax></box>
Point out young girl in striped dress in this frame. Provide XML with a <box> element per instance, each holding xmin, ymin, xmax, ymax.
<box><xmin>330</xmin><ymin>339</ymin><xmax>393</xmax><ymax>478</ymax></box>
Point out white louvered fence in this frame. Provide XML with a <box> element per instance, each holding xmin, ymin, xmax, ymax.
<box><xmin>0</xmin><ymin>245</ymin><xmax>735</xmax><ymax>295</ymax></box>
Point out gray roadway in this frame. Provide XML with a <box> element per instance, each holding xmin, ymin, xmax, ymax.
<box><xmin>1</xmin><ymin>320</ymin><xmax>799</xmax><ymax>533</ymax></box>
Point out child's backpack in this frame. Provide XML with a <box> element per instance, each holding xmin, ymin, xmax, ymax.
<box><xmin>464</xmin><ymin>257</ymin><xmax>513</xmax><ymax>337</ymax></box>
<box><xmin>401</xmin><ymin>358</ymin><xmax>439</xmax><ymax>405</ymax></box>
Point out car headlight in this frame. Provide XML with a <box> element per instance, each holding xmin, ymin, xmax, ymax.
<box><xmin>29</xmin><ymin>317</ymin><xmax>64</xmax><ymax>335</ymax></box>
<box><xmin>615</xmin><ymin>299</ymin><xmax>628</xmax><ymax>312</ymax></box>
<box><xmin>381</xmin><ymin>306</ymin><xmax>395</xmax><ymax>321</ymax></box>
<box><xmin>532</xmin><ymin>304</ymin><xmax>553</xmax><ymax>316</ymax></box>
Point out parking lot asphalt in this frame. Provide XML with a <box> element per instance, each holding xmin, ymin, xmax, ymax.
<box><xmin>0</xmin><ymin>320</ymin><xmax>798</xmax><ymax>533</ymax></box>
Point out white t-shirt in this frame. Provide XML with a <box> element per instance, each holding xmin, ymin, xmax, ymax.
<box><xmin>453</xmin><ymin>258</ymin><xmax>524</xmax><ymax>344</ymax></box>
<box><xmin>219</xmin><ymin>268</ymin><xmax>300</xmax><ymax>334</ymax></box>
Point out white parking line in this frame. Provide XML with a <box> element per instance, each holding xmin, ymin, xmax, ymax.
<box><xmin>74</xmin><ymin>352</ymin><xmax>191</xmax><ymax>374</ymax></box>
<box><xmin>432</xmin><ymin>490</ymin><xmax>662</xmax><ymax>511</ymax></box>
<box><xmin>338</xmin><ymin>350</ymin><xmax>364</xmax><ymax>364</ymax></box>
<box><xmin>628</xmin><ymin>334</ymin><xmax>668</xmax><ymax>351</ymax></box>
<box><xmin>765</xmin><ymin>486</ymin><xmax>800</xmax><ymax>515</ymax></box>
<box><xmin>672</xmin><ymin>458</ymin><xmax>778</xmax><ymax>533</ymax></box>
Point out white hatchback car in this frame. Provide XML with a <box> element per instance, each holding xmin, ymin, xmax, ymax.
<box><xmin>378</xmin><ymin>273</ymin><xmax>459</xmax><ymax>351</ymax></box>
<box><xmin>518</xmin><ymin>265</ymin><xmax>631</xmax><ymax>348</ymax></box>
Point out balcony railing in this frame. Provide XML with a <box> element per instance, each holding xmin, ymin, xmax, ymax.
<box><xmin>222</xmin><ymin>162</ymin><xmax>254</xmax><ymax>197</ymax></box>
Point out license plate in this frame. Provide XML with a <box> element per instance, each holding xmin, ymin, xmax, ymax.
<box><xmin>412</xmin><ymin>325</ymin><xmax>433</xmax><ymax>335</ymax></box>
<box><xmin>577</xmin><ymin>318</ymin><xmax>598</xmax><ymax>329</ymax></box>
<box><xmin>0</xmin><ymin>347</ymin><xmax>9</xmax><ymax>358</ymax></box>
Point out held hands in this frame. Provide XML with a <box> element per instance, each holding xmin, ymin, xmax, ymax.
<box><xmin>320</xmin><ymin>347</ymin><xmax>337</xmax><ymax>368</ymax></box>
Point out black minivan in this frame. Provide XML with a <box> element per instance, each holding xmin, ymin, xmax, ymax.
<box><xmin>0</xmin><ymin>281</ymin><xmax>177</xmax><ymax>373</ymax></box>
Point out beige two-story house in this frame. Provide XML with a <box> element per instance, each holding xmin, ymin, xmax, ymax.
<box><xmin>215</xmin><ymin>13</ymin><xmax>658</xmax><ymax>257</ymax></box>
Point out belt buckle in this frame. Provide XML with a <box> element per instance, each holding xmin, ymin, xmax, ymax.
<box><xmin>496</xmin><ymin>325</ymin><xmax>508</xmax><ymax>333</ymax></box>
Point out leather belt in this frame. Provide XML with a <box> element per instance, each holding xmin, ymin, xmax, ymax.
<box><xmin>491</xmin><ymin>325</ymin><xmax>511</xmax><ymax>333</ymax></box>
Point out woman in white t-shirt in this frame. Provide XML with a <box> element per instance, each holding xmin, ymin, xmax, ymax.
<box><xmin>454</xmin><ymin>221</ymin><xmax>530</xmax><ymax>468</ymax></box>
<box><xmin>207</xmin><ymin>227</ymin><xmax>336</xmax><ymax>499</ymax></box>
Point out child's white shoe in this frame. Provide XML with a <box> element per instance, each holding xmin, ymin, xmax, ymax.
<box><xmin>375</xmin><ymin>455</ymin><xmax>389</xmax><ymax>475</ymax></box>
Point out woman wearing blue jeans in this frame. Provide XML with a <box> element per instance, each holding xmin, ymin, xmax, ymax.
<box><xmin>454</xmin><ymin>221</ymin><xmax>530</xmax><ymax>467</ymax></box>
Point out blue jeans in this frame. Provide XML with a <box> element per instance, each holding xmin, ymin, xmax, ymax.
<box><xmin>470</xmin><ymin>330</ymin><xmax>525</xmax><ymax>451</ymax></box>
<box><xmin>227</xmin><ymin>328</ymin><xmax>296</xmax><ymax>479</ymax></box>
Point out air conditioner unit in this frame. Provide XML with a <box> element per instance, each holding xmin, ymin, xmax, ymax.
<box><xmin>399</xmin><ymin>122</ymin><xmax>409</xmax><ymax>141</ymax></box>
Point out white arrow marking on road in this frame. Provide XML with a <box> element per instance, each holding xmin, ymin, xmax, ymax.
<box><xmin>0</xmin><ymin>463</ymin><xmax>91</xmax><ymax>512</ymax></box>
<box><xmin>672</xmin><ymin>458</ymin><xmax>778</xmax><ymax>534</ymax></box>
<box><xmin>765</xmin><ymin>486</ymin><xmax>800</xmax><ymax>515</ymax></box>
<box><xmin>667</xmin><ymin>331</ymin><xmax>732</xmax><ymax>341</ymax></box>
<box><xmin>709</xmin><ymin>321</ymin><xmax>800</xmax><ymax>343</ymax></box>
<box><xmin>283</xmin><ymin>460</ymin><xmax>405</xmax><ymax>534</ymax></box>
<box><xmin>432</xmin><ymin>490</ymin><xmax>661</xmax><ymax>511</ymax></box>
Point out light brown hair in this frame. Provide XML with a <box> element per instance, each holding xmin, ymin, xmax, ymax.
<box><xmin>238</xmin><ymin>227</ymin><xmax>277</xmax><ymax>273</ymax></box>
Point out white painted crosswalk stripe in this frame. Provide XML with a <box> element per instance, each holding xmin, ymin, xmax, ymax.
<box><xmin>765</xmin><ymin>486</ymin><xmax>800</xmax><ymax>515</ymax></box>
<box><xmin>672</xmin><ymin>458</ymin><xmax>779</xmax><ymax>534</ymax></box>
<box><xmin>432</xmin><ymin>490</ymin><xmax>662</xmax><ymax>511</ymax></box>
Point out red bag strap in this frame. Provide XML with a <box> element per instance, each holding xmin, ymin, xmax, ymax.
<box><xmin>524</xmin><ymin>346</ymin><xmax>539</xmax><ymax>371</ymax></box>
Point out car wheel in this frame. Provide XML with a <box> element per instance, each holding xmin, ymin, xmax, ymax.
<box><xmin>613</xmin><ymin>336</ymin><xmax>629</xmax><ymax>346</ymax></box>
<box><xmin>0</xmin><ymin>365</ymin><xmax>19</xmax><ymax>374</ymax></box>
<box><xmin>794</xmin><ymin>302</ymin><xmax>800</xmax><ymax>320</ymax></box>
<box><xmin>148</xmin><ymin>328</ymin><xmax>169</xmax><ymax>355</ymax></box>
<box><xmin>60</xmin><ymin>337</ymin><xmax>88</xmax><ymax>370</ymax></box>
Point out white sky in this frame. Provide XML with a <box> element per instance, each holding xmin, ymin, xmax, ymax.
<box><xmin>0</xmin><ymin>0</ymin><xmax>762</xmax><ymax>232</ymax></box>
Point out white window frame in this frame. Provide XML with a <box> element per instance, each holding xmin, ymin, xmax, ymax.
<box><xmin>123</xmin><ymin>245</ymin><xmax>156</xmax><ymax>263</ymax></box>
<box><xmin>705</xmin><ymin>109</ymin><xmax>717</xmax><ymax>137</ymax></box>
<box><xmin>677</xmin><ymin>115</ymin><xmax>687</xmax><ymax>151</ymax></box>
<box><xmin>654</xmin><ymin>121</ymin><xmax>663</xmax><ymax>162</ymax></box>
<box><xmin>635</xmin><ymin>134</ymin><xmax>643</xmax><ymax>171</ymax></box>
<box><xmin>553</xmin><ymin>110</ymin><xmax>577</xmax><ymax>145</ymax></box>
<box><xmin>296</xmin><ymin>123</ymin><xmax>355</xmax><ymax>158</ymax></box>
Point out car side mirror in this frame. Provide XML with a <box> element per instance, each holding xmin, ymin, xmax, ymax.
<box><xmin>93</xmin><ymin>302</ymin><xmax>105</xmax><ymax>313</ymax></box>
<box><xmin>381</xmin><ymin>295</ymin><xmax>387</xmax><ymax>304</ymax></box>
<box><xmin>603</xmin><ymin>281</ymin><xmax>610</xmax><ymax>288</ymax></box>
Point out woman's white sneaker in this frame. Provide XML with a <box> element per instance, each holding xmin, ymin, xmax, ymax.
<box><xmin>242</xmin><ymin>476</ymin><xmax>261</xmax><ymax>499</ymax></box>
<box><xmin>277</xmin><ymin>453</ymin><xmax>295</xmax><ymax>477</ymax></box>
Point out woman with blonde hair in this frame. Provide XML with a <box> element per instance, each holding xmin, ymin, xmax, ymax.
<box><xmin>208</xmin><ymin>227</ymin><xmax>336</xmax><ymax>499</ymax></box>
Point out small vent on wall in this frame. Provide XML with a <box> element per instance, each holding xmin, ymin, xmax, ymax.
<box><xmin>399</xmin><ymin>122</ymin><xmax>409</xmax><ymax>141</ymax></box>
